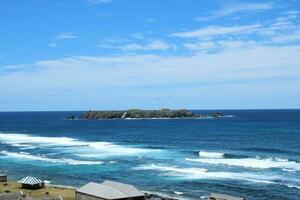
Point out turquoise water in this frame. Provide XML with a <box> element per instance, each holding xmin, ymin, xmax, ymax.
<box><xmin>0</xmin><ymin>110</ymin><xmax>299</xmax><ymax>200</ymax></box>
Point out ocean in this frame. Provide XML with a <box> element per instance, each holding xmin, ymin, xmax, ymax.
<box><xmin>0</xmin><ymin>110</ymin><xmax>299</xmax><ymax>200</ymax></box>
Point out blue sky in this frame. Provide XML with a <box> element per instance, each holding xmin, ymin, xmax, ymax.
<box><xmin>0</xmin><ymin>0</ymin><xmax>300</xmax><ymax>111</ymax></box>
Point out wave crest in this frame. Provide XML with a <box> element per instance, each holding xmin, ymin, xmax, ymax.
<box><xmin>186</xmin><ymin>157</ymin><xmax>300</xmax><ymax>171</ymax></box>
<box><xmin>0</xmin><ymin>150</ymin><xmax>103</xmax><ymax>165</ymax></box>
<box><xmin>0</xmin><ymin>133</ymin><xmax>159</xmax><ymax>157</ymax></box>
<box><xmin>198</xmin><ymin>151</ymin><xmax>224</xmax><ymax>159</ymax></box>
<box><xmin>134</xmin><ymin>163</ymin><xmax>300</xmax><ymax>189</ymax></box>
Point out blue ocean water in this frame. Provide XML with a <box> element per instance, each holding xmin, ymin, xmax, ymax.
<box><xmin>0</xmin><ymin>110</ymin><xmax>299</xmax><ymax>200</ymax></box>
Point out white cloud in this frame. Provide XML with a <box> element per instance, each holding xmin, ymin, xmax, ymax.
<box><xmin>48</xmin><ymin>43</ymin><xmax>59</xmax><ymax>48</ymax></box>
<box><xmin>2</xmin><ymin>40</ymin><xmax>300</xmax><ymax>110</ymax></box>
<box><xmin>143</xmin><ymin>40</ymin><xmax>172</xmax><ymax>51</ymax></box>
<box><xmin>54</xmin><ymin>32</ymin><xmax>78</xmax><ymax>40</ymax></box>
<box><xmin>196</xmin><ymin>2</ymin><xmax>273</xmax><ymax>21</ymax></box>
<box><xmin>283</xmin><ymin>10</ymin><xmax>299</xmax><ymax>15</ymax></box>
<box><xmin>147</xmin><ymin>19</ymin><xmax>157</xmax><ymax>23</ymax></box>
<box><xmin>2</xmin><ymin>44</ymin><xmax>300</xmax><ymax>89</ymax></box>
<box><xmin>130</xmin><ymin>33</ymin><xmax>144</xmax><ymax>40</ymax></box>
<box><xmin>171</xmin><ymin>24</ymin><xmax>262</xmax><ymax>38</ymax></box>
<box><xmin>48</xmin><ymin>32</ymin><xmax>77</xmax><ymax>48</ymax></box>
<box><xmin>183</xmin><ymin>40</ymin><xmax>258</xmax><ymax>51</ymax></box>
<box><xmin>173</xmin><ymin>13</ymin><xmax>299</xmax><ymax>50</ymax></box>
<box><xmin>270</xmin><ymin>31</ymin><xmax>300</xmax><ymax>43</ymax></box>
<box><xmin>100</xmin><ymin>40</ymin><xmax>173</xmax><ymax>51</ymax></box>
<box><xmin>183</xmin><ymin>41</ymin><xmax>217</xmax><ymax>51</ymax></box>
<box><xmin>1</xmin><ymin>64</ymin><xmax>28</xmax><ymax>70</ymax></box>
<box><xmin>213</xmin><ymin>2</ymin><xmax>273</xmax><ymax>17</ymax></box>
<box><xmin>87</xmin><ymin>0</ymin><xmax>112</xmax><ymax>4</ymax></box>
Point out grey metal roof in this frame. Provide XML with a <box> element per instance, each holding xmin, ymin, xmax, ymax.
<box><xmin>102</xmin><ymin>181</ymin><xmax>144</xmax><ymax>197</ymax></box>
<box><xmin>77</xmin><ymin>182</ymin><xmax>129</xmax><ymax>200</ymax></box>
<box><xmin>76</xmin><ymin>181</ymin><xmax>144</xmax><ymax>200</ymax></box>
<box><xmin>18</xmin><ymin>176</ymin><xmax>43</xmax><ymax>185</ymax></box>
<box><xmin>209</xmin><ymin>193</ymin><xmax>245</xmax><ymax>200</ymax></box>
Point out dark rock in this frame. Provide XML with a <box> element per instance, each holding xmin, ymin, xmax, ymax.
<box><xmin>68</xmin><ymin>109</ymin><xmax>228</xmax><ymax>120</ymax></box>
<box><xmin>209</xmin><ymin>112</ymin><xmax>224</xmax><ymax>118</ymax></box>
<box><xmin>79</xmin><ymin>109</ymin><xmax>198</xmax><ymax>120</ymax></box>
<box><xmin>67</xmin><ymin>115</ymin><xmax>76</xmax><ymax>120</ymax></box>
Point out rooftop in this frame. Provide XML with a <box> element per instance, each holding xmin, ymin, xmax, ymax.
<box><xmin>76</xmin><ymin>181</ymin><xmax>144</xmax><ymax>200</ymax></box>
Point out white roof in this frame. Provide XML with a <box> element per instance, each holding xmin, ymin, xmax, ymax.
<box><xmin>102</xmin><ymin>181</ymin><xmax>144</xmax><ymax>197</ymax></box>
<box><xmin>77</xmin><ymin>181</ymin><xmax>144</xmax><ymax>200</ymax></box>
<box><xmin>18</xmin><ymin>176</ymin><xmax>43</xmax><ymax>185</ymax></box>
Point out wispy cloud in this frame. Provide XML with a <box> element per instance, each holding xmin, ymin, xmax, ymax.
<box><xmin>87</xmin><ymin>0</ymin><xmax>112</xmax><ymax>4</ymax></box>
<box><xmin>130</xmin><ymin>33</ymin><xmax>144</xmax><ymax>40</ymax></box>
<box><xmin>54</xmin><ymin>32</ymin><xmax>78</xmax><ymax>40</ymax></box>
<box><xmin>147</xmin><ymin>19</ymin><xmax>157</xmax><ymax>23</ymax></box>
<box><xmin>171</xmin><ymin>24</ymin><xmax>262</xmax><ymax>38</ymax></box>
<box><xmin>1</xmin><ymin>64</ymin><xmax>29</xmax><ymax>70</ymax></box>
<box><xmin>182</xmin><ymin>41</ymin><xmax>217</xmax><ymax>51</ymax></box>
<box><xmin>173</xmin><ymin>10</ymin><xmax>300</xmax><ymax>56</ymax></box>
<box><xmin>214</xmin><ymin>2</ymin><xmax>273</xmax><ymax>17</ymax></box>
<box><xmin>48</xmin><ymin>32</ymin><xmax>78</xmax><ymax>48</ymax></box>
<box><xmin>270</xmin><ymin>30</ymin><xmax>300</xmax><ymax>43</ymax></box>
<box><xmin>197</xmin><ymin>2</ymin><xmax>273</xmax><ymax>21</ymax></box>
<box><xmin>121</xmin><ymin>40</ymin><xmax>172</xmax><ymax>51</ymax></box>
<box><xmin>48</xmin><ymin>43</ymin><xmax>59</xmax><ymax>48</ymax></box>
<box><xmin>2</xmin><ymin>16</ymin><xmax>300</xmax><ymax>110</ymax></box>
<box><xmin>2</xmin><ymin>44</ymin><xmax>300</xmax><ymax>92</ymax></box>
<box><xmin>99</xmin><ymin>40</ymin><xmax>173</xmax><ymax>51</ymax></box>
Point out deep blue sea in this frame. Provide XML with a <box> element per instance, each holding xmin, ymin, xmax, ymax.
<box><xmin>0</xmin><ymin>110</ymin><xmax>299</xmax><ymax>200</ymax></box>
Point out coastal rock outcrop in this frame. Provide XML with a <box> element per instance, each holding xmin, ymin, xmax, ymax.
<box><xmin>80</xmin><ymin>109</ymin><xmax>196</xmax><ymax>119</ymax></box>
<box><xmin>68</xmin><ymin>109</ymin><xmax>227</xmax><ymax>120</ymax></box>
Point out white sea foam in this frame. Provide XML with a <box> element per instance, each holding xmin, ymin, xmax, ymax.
<box><xmin>0</xmin><ymin>133</ymin><xmax>82</xmax><ymax>146</ymax></box>
<box><xmin>10</xmin><ymin>143</ymin><xmax>33</xmax><ymax>148</ymax></box>
<box><xmin>0</xmin><ymin>133</ymin><xmax>158</xmax><ymax>157</ymax></box>
<box><xmin>282</xmin><ymin>168</ymin><xmax>296</xmax><ymax>172</ymax></box>
<box><xmin>285</xmin><ymin>183</ymin><xmax>300</xmax><ymax>190</ymax></box>
<box><xmin>198</xmin><ymin>151</ymin><xmax>224</xmax><ymax>159</ymax></box>
<box><xmin>135</xmin><ymin>164</ymin><xmax>208</xmax><ymax>177</ymax></box>
<box><xmin>186</xmin><ymin>157</ymin><xmax>300</xmax><ymax>171</ymax></box>
<box><xmin>43</xmin><ymin>180</ymin><xmax>51</xmax><ymax>184</ymax></box>
<box><xmin>134</xmin><ymin>164</ymin><xmax>284</xmax><ymax>185</ymax></box>
<box><xmin>174</xmin><ymin>191</ymin><xmax>184</xmax><ymax>195</ymax></box>
<box><xmin>0</xmin><ymin>150</ymin><xmax>103</xmax><ymax>165</ymax></box>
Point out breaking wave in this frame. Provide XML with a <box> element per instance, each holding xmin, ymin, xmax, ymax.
<box><xmin>0</xmin><ymin>133</ymin><xmax>159</xmax><ymax>157</ymax></box>
<box><xmin>198</xmin><ymin>151</ymin><xmax>224</xmax><ymax>159</ymax></box>
<box><xmin>134</xmin><ymin>164</ymin><xmax>276</xmax><ymax>184</ymax></box>
<box><xmin>186</xmin><ymin>156</ymin><xmax>300</xmax><ymax>171</ymax></box>
<box><xmin>134</xmin><ymin>163</ymin><xmax>300</xmax><ymax>189</ymax></box>
<box><xmin>0</xmin><ymin>150</ymin><xmax>103</xmax><ymax>165</ymax></box>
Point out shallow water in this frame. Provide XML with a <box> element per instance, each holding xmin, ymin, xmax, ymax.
<box><xmin>0</xmin><ymin>110</ymin><xmax>299</xmax><ymax>200</ymax></box>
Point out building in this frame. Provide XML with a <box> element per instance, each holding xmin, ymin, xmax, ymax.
<box><xmin>208</xmin><ymin>193</ymin><xmax>245</xmax><ymax>200</ymax></box>
<box><xmin>0</xmin><ymin>174</ymin><xmax>7</xmax><ymax>182</ymax></box>
<box><xmin>76</xmin><ymin>181</ymin><xmax>145</xmax><ymax>200</ymax></box>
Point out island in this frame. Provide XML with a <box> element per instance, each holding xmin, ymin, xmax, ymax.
<box><xmin>68</xmin><ymin>109</ymin><xmax>226</xmax><ymax>120</ymax></box>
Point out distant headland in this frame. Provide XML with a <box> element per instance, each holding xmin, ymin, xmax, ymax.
<box><xmin>68</xmin><ymin>109</ymin><xmax>225</xmax><ymax>120</ymax></box>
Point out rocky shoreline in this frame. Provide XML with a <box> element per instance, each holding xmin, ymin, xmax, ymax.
<box><xmin>68</xmin><ymin>109</ymin><xmax>225</xmax><ymax>120</ymax></box>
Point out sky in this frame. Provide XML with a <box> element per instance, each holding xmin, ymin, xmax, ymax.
<box><xmin>0</xmin><ymin>0</ymin><xmax>300</xmax><ymax>111</ymax></box>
